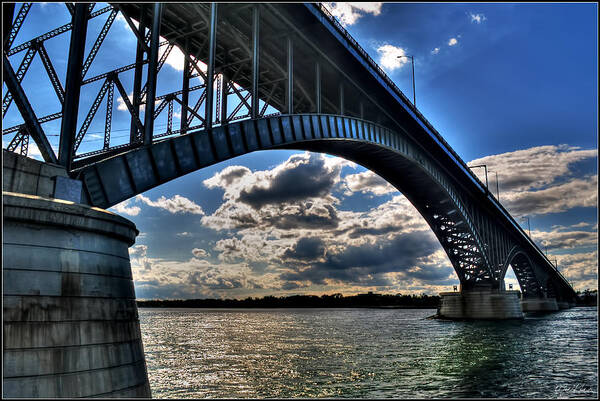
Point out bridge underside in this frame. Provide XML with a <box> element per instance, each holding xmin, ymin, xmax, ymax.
<box><xmin>74</xmin><ymin>113</ymin><xmax>553</xmax><ymax>295</ymax></box>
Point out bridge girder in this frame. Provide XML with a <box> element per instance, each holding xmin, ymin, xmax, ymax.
<box><xmin>75</xmin><ymin>113</ymin><xmax>500</xmax><ymax>290</ymax></box>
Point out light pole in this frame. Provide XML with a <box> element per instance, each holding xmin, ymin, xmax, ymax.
<box><xmin>520</xmin><ymin>216</ymin><xmax>531</xmax><ymax>237</ymax></box>
<box><xmin>492</xmin><ymin>170</ymin><xmax>500</xmax><ymax>201</ymax></box>
<box><xmin>469</xmin><ymin>164</ymin><xmax>488</xmax><ymax>191</ymax></box>
<box><xmin>397</xmin><ymin>55</ymin><xmax>415</xmax><ymax>107</ymax></box>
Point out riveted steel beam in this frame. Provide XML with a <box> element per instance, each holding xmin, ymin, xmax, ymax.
<box><xmin>3</xmin><ymin>53</ymin><xmax>57</xmax><ymax>163</ymax></box>
<box><xmin>251</xmin><ymin>5</ymin><xmax>260</xmax><ymax>119</ymax></box>
<box><xmin>181</xmin><ymin>36</ymin><xmax>190</xmax><ymax>132</ymax></box>
<box><xmin>4</xmin><ymin>3</ymin><xmax>29</xmax><ymax>51</ymax></box>
<box><xmin>143</xmin><ymin>2</ymin><xmax>162</xmax><ymax>145</ymax></box>
<box><xmin>205</xmin><ymin>3</ymin><xmax>218</xmax><ymax>128</ymax></box>
<box><xmin>58</xmin><ymin>3</ymin><xmax>89</xmax><ymax>170</ymax></box>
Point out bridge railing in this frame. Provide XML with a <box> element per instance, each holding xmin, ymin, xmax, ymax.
<box><xmin>313</xmin><ymin>3</ymin><xmax>488</xmax><ymax>191</ymax></box>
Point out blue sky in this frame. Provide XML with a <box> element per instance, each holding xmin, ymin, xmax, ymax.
<box><xmin>4</xmin><ymin>3</ymin><xmax>597</xmax><ymax>299</ymax></box>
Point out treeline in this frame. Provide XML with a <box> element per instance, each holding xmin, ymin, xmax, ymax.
<box><xmin>137</xmin><ymin>292</ymin><xmax>441</xmax><ymax>309</ymax></box>
<box><xmin>576</xmin><ymin>289</ymin><xmax>597</xmax><ymax>306</ymax></box>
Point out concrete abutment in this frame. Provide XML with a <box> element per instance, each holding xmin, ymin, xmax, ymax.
<box><xmin>3</xmin><ymin>152</ymin><xmax>151</xmax><ymax>398</ymax></box>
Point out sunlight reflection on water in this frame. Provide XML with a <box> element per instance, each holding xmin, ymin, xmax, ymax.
<box><xmin>139</xmin><ymin>307</ymin><xmax>597</xmax><ymax>398</ymax></box>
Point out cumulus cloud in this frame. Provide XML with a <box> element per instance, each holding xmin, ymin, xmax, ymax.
<box><xmin>282</xmin><ymin>237</ymin><xmax>326</xmax><ymax>261</ymax></box>
<box><xmin>136</xmin><ymin>194</ymin><xmax>204</xmax><ymax>215</ymax></box>
<box><xmin>431</xmin><ymin>47</ymin><xmax>440</xmax><ymax>55</ymax></box>
<box><xmin>343</xmin><ymin>170</ymin><xmax>396</xmax><ymax>195</ymax></box>
<box><xmin>203</xmin><ymin>153</ymin><xmax>348</xmax><ymax>210</ymax></box>
<box><xmin>448</xmin><ymin>37</ymin><xmax>458</xmax><ymax>46</ymax></box>
<box><xmin>531</xmin><ymin>226</ymin><xmax>598</xmax><ymax>251</ymax></box>
<box><xmin>554</xmin><ymin>251</ymin><xmax>598</xmax><ymax>291</ymax></box>
<box><xmin>469</xmin><ymin>12</ymin><xmax>487</xmax><ymax>24</ymax></box>
<box><xmin>280</xmin><ymin>231</ymin><xmax>447</xmax><ymax>286</ymax></box>
<box><xmin>469</xmin><ymin>145</ymin><xmax>597</xmax><ymax>192</ymax></box>
<box><xmin>469</xmin><ymin>145</ymin><xmax>597</xmax><ymax>216</ymax></box>
<box><xmin>192</xmin><ymin>248</ymin><xmax>209</xmax><ymax>258</ymax></box>
<box><xmin>502</xmin><ymin>175</ymin><xmax>597</xmax><ymax>216</ymax></box>
<box><xmin>117</xmin><ymin>91</ymin><xmax>133</xmax><ymax>112</ymax></box>
<box><xmin>111</xmin><ymin>198</ymin><xmax>141</xmax><ymax>216</ymax></box>
<box><xmin>376</xmin><ymin>44</ymin><xmax>409</xmax><ymax>71</ymax></box>
<box><xmin>322</xmin><ymin>2</ymin><xmax>383</xmax><ymax>26</ymax></box>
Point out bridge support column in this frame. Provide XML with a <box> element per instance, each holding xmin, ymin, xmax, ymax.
<box><xmin>3</xmin><ymin>152</ymin><xmax>151</xmax><ymax>398</ymax></box>
<box><xmin>521</xmin><ymin>297</ymin><xmax>559</xmax><ymax>313</ymax></box>
<box><xmin>437</xmin><ymin>290</ymin><xmax>524</xmax><ymax>320</ymax></box>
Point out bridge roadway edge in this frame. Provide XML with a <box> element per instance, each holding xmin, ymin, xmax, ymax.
<box><xmin>3</xmin><ymin>151</ymin><xmax>151</xmax><ymax>398</ymax></box>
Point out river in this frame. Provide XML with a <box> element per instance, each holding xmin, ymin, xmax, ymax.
<box><xmin>139</xmin><ymin>307</ymin><xmax>597</xmax><ymax>398</ymax></box>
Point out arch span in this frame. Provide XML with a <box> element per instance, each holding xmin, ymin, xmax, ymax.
<box><xmin>75</xmin><ymin>114</ymin><xmax>512</xmax><ymax>290</ymax></box>
<box><xmin>502</xmin><ymin>246</ymin><xmax>544</xmax><ymax>298</ymax></box>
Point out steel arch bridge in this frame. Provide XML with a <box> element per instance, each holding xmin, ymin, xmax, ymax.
<box><xmin>2</xmin><ymin>3</ymin><xmax>577</xmax><ymax>303</ymax></box>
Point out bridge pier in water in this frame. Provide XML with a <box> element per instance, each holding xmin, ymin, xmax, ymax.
<box><xmin>3</xmin><ymin>152</ymin><xmax>151</xmax><ymax>398</ymax></box>
<box><xmin>521</xmin><ymin>297</ymin><xmax>560</xmax><ymax>313</ymax></box>
<box><xmin>437</xmin><ymin>288</ymin><xmax>524</xmax><ymax>320</ymax></box>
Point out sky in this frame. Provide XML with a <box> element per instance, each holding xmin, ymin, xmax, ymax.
<box><xmin>3</xmin><ymin>3</ymin><xmax>598</xmax><ymax>299</ymax></box>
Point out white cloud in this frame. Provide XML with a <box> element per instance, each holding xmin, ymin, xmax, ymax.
<box><xmin>470</xmin><ymin>145</ymin><xmax>596</xmax><ymax>192</ymax></box>
<box><xmin>448</xmin><ymin>38</ymin><xmax>458</xmax><ymax>46</ymax></box>
<box><xmin>192</xmin><ymin>248</ymin><xmax>209</xmax><ymax>258</ymax></box>
<box><xmin>469</xmin><ymin>12</ymin><xmax>487</xmax><ymax>24</ymax></box>
<box><xmin>343</xmin><ymin>170</ymin><xmax>396</xmax><ymax>196</ymax></box>
<box><xmin>376</xmin><ymin>44</ymin><xmax>409</xmax><ymax>71</ymax></box>
<box><xmin>136</xmin><ymin>194</ymin><xmax>205</xmax><ymax>215</ymax></box>
<box><xmin>469</xmin><ymin>145</ymin><xmax>597</xmax><ymax>216</ymax></box>
<box><xmin>117</xmin><ymin>91</ymin><xmax>133</xmax><ymax>112</ymax></box>
<box><xmin>322</xmin><ymin>2</ymin><xmax>383</xmax><ymax>26</ymax></box>
<box><xmin>116</xmin><ymin>13</ymin><xmax>139</xmax><ymax>30</ymax></box>
<box><xmin>163</xmin><ymin>45</ymin><xmax>186</xmax><ymax>71</ymax></box>
<box><xmin>501</xmin><ymin>175</ymin><xmax>597</xmax><ymax>216</ymax></box>
<box><xmin>111</xmin><ymin>199</ymin><xmax>141</xmax><ymax>216</ymax></box>
<box><xmin>431</xmin><ymin>47</ymin><xmax>440</xmax><ymax>55</ymax></box>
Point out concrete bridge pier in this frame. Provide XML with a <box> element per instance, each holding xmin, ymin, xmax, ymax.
<box><xmin>437</xmin><ymin>289</ymin><xmax>524</xmax><ymax>320</ymax></box>
<box><xmin>3</xmin><ymin>152</ymin><xmax>151</xmax><ymax>398</ymax></box>
<box><xmin>557</xmin><ymin>301</ymin><xmax>571</xmax><ymax>309</ymax></box>
<box><xmin>521</xmin><ymin>297</ymin><xmax>559</xmax><ymax>313</ymax></box>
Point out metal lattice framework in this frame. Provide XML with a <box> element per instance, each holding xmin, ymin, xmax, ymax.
<box><xmin>2</xmin><ymin>3</ymin><xmax>577</xmax><ymax>303</ymax></box>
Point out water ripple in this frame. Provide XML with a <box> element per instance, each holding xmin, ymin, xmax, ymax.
<box><xmin>139</xmin><ymin>307</ymin><xmax>597</xmax><ymax>398</ymax></box>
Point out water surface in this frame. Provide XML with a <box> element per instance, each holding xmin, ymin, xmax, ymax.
<box><xmin>139</xmin><ymin>307</ymin><xmax>597</xmax><ymax>398</ymax></box>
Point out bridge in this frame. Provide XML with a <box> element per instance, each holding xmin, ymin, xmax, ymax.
<box><xmin>3</xmin><ymin>3</ymin><xmax>578</xmax><ymax>398</ymax></box>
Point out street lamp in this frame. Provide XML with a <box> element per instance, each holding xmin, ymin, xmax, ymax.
<box><xmin>469</xmin><ymin>164</ymin><xmax>488</xmax><ymax>191</ymax></box>
<box><xmin>397</xmin><ymin>55</ymin><xmax>416</xmax><ymax>107</ymax></box>
<box><xmin>491</xmin><ymin>170</ymin><xmax>500</xmax><ymax>201</ymax></box>
<box><xmin>519</xmin><ymin>216</ymin><xmax>531</xmax><ymax>237</ymax></box>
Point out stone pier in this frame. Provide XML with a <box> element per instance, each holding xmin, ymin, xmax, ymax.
<box><xmin>3</xmin><ymin>152</ymin><xmax>151</xmax><ymax>398</ymax></box>
<box><xmin>437</xmin><ymin>290</ymin><xmax>524</xmax><ymax>320</ymax></box>
<box><xmin>521</xmin><ymin>297</ymin><xmax>559</xmax><ymax>313</ymax></box>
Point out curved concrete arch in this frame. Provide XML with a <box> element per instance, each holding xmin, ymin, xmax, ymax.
<box><xmin>502</xmin><ymin>246</ymin><xmax>543</xmax><ymax>297</ymax></box>
<box><xmin>76</xmin><ymin>114</ymin><xmax>496</xmax><ymax>288</ymax></box>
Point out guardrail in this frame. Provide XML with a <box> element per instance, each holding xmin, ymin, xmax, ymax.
<box><xmin>313</xmin><ymin>3</ymin><xmax>488</xmax><ymax>190</ymax></box>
